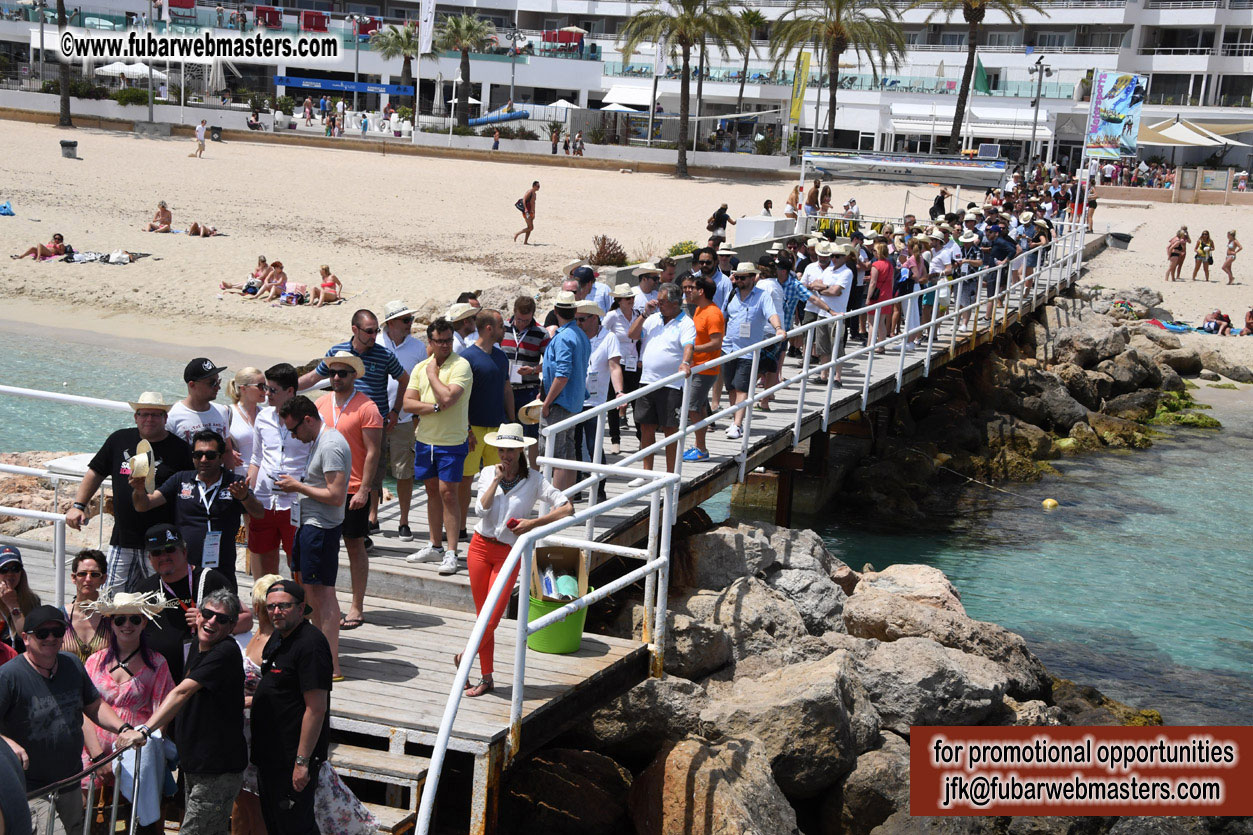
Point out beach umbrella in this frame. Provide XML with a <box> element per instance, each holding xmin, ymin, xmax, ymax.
<box><xmin>550</xmin><ymin>99</ymin><xmax>577</xmax><ymax>109</ymax></box>
<box><xmin>600</xmin><ymin>102</ymin><xmax>636</xmax><ymax>112</ymax></box>
<box><xmin>559</xmin><ymin>25</ymin><xmax>587</xmax><ymax>34</ymax></box>
<box><xmin>94</xmin><ymin>61</ymin><xmax>129</xmax><ymax>77</ymax></box>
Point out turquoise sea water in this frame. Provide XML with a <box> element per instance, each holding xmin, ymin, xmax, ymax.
<box><xmin>3</xmin><ymin>328</ymin><xmax>1251</xmax><ymax>724</ymax></box>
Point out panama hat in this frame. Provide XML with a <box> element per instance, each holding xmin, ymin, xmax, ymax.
<box><xmin>631</xmin><ymin>262</ymin><xmax>661</xmax><ymax>277</ymax></box>
<box><xmin>518</xmin><ymin>398</ymin><xmax>545</xmax><ymax>426</ymax></box>
<box><xmin>768</xmin><ymin>242</ymin><xmax>787</xmax><ymax>253</ymax></box>
<box><xmin>731</xmin><ymin>263</ymin><xmax>759</xmax><ymax>276</ymax></box>
<box><xmin>560</xmin><ymin>258</ymin><xmax>586</xmax><ymax>277</ymax></box>
<box><xmin>806</xmin><ymin>236</ymin><xmax>822</xmax><ymax>248</ymax></box>
<box><xmin>553</xmin><ymin>290</ymin><xmax>578</xmax><ymax>309</ymax></box>
<box><xmin>484</xmin><ymin>422</ymin><xmax>537</xmax><ymax>449</ymax></box>
<box><xmin>1034</xmin><ymin>219</ymin><xmax>1050</xmax><ymax>228</ymax></box>
<box><xmin>611</xmin><ymin>283</ymin><xmax>634</xmax><ymax>299</ymax></box>
<box><xmin>382</xmin><ymin>299</ymin><xmax>416</xmax><ymax>323</ymax></box>
<box><xmin>958</xmin><ymin>231</ymin><xmax>980</xmax><ymax>244</ymax></box>
<box><xmin>716</xmin><ymin>246</ymin><xmax>737</xmax><ymax>257</ymax></box>
<box><xmin>128</xmin><ymin>391</ymin><xmax>174</xmax><ymax>412</ymax></box>
<box><xmin>319</xmin><ymin>350</ymin><xmax>366</xmax><ymax>377</ymax></box>
<box><xmin>446</xmin><ymin>302</ymin><xmax>477</xmax><ymax>323</ymax></box>
<box><xmin>576</xmin><ymin>300</ymin><xmax>604</xmax><ymax>317</ymax></box>
<box><xmin>832</xmin><ymin>244</ymin><xmax>854</xmax><ymax>257</ymax></box>
<box><xmin>815</xmin><ymin>241</ymin><xmax>835</xmax><ymax>258</ymax></box>
<box><xmin>1018</xmin><ymin>212</ymin><xmax>1035</xmax><ymax>224</ymax></box>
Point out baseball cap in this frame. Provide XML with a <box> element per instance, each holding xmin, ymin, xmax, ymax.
<box><xmin>145</xmin><ymin>523</ymin><xmax>185</xmax><ymax>552</ymax></box>
<box><xmin>265</xmin><ymin>579</ymin><xmax>310</xmax><ymax>615</ymax></box>
<box><xmin>570</xmin><ymin>266</ymin><xmax>596</xmax><ymax>283</ymax></box>
<box><xmin>184</xmin><ymin>357</ymin><xmax>227</xmax><ymax>383</ymax></box>
<box><xmin>24</xmin><ymin>605</ymin><xmax>68</xmax><ymax>634</ymax></box>
<box><xmin>0</xmin><ymin>545</ymin><xmax>21</xmax><ymax>571</ymax></box>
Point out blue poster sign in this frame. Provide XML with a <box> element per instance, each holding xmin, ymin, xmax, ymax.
<box><xmin>274</xmin><ymin>75</ymin><xmax>415</xmax><ymax>96</ymax></box>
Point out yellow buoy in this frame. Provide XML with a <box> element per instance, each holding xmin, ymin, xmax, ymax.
<box><xmin>1042</xmin><ymin>498</ymin><xmax>1060</xmax><ymax>510</ymax></box>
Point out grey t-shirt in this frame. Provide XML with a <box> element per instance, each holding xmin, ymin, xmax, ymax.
<box><xmin>0</xmin><ymin>653</ymin><xmax>99</xmax><ymax>791</ymax></box>
<box><xmin>299</xmin><ymin>426</ymin><xmax>350</xmax><ymax>529</ymax></box>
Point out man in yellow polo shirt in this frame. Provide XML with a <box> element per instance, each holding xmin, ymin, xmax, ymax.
<box><xmin>402</xmin><ymin>318</ymin><xmax>474</xmax><ymax>575</ymax></box>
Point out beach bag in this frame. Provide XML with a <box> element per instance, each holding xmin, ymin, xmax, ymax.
<box><xmin>706</xmin><ymin>215</ymin><xmax>717</xmax><ymax>233</ymax></box>
<box><xmin>0</xmin><ymin>202</ymin><xmax>14</xmax><ymax>216</ymax></box>
<box><xmin>515</xmin><ymin>198</ymin><xmax>526</xmax><ymax>213</ymax></box>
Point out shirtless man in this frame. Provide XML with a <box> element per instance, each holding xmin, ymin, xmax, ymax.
<box><xmin>144</xmin><ymin>200</ymin><xmax>172</xmax><ymax>233</ymax></box>
<box><xmin>187</xmin><ymin>222</ymin><xmax>220</xmax><ymax>237</ymax></box>
<box><xmin>513</xmin><ymin>180</ymin><xmax>539</xmax><ymax>245</ymax></box>
<box><xmin>804</xmin><ymin>178</ymin><xmax>821</xmax><ymax>216</ymax></box>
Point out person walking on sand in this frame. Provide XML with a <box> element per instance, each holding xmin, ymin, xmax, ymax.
<box><xmin>514</xmin><ymin>180</ymin><xmax>539</xmax><ymax>244</ymax></box>
<box><xmin>190</xmin><ymin>120</ymin><xmax>207</xmax><ymax>159</ymax></box>
<box><xmin>1223</xmin><ymin>230</ymin><xmax>1242</xmax><ymax>284</ymax></box>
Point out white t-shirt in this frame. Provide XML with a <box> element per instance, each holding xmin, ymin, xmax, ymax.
<box><xmin>454</xmin><ymin>329</ymin><xmax>478</xmax><ymax>356</ymax></box>
<box><xmin>632</xmin><ymin>288</ymin><xmax>658</xmax><ymax>316</ymax></box>
<box><xmin>166</xmin><ymin>401</ymin><xmax>230</xmax><ymax>447</ymax></box>
<box><xmin>195</xmin><ymin>123</ymin><xmax>205</xmax><ymax>141</ymax></box>
<box><xmin>929</xmin><ymin>247</ymin><xmax>955</xmax><ymax>278</ymax></box>
<box><xmin>824</xmin><ymin>266</ymin><xmax>854</xmax><ymax>316</ymax></box>
<box><xmin>801</xmin><ymin>261</ymin><xmax>833</xmax><ymax>316</ymax></box>
<box><xmin>227</xmin><ymin>404</ymin><xmax>256</xmax><ymax>476</ymax></box>
<box><xmin>473</xmin><ymin>468</ymin><xmax>568</xmax><ymax>545</ymax></box>
<box><xmin>249</xmin><ymin>405</ymin><xmax>311</xmax><ymax>512</ymax></box>
<box><xmin>757</xmin><ymin>277</ymin><xmax>785</xmax><ymax>323</ymax></box>
<box><xmin>381</xmin><ymin>331</ymin><xmax>427</xmax><ymax>425</ymax></box>
<box><xmin>639</xmin><ymin>312</ymin><xmax>697</xmax><ymax>389</ymax></box>
<box><xmin>584</xmin><ymin>328</ymin><xmax>622</xmax><ymax>407</ymax></box>
<box><xmin>602</xmin><ymin>308</ymin><xmax>639</xmax><ymax>372</ymax></box>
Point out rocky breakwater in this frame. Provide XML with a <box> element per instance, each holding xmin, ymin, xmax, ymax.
<box><xmin>0</xmin><ymin>451</ymin><xmax>82</xmax><ymax>537</ymax></box>
<box><xmin>835</xmin><ymin>286</ymin><xmax>1246</xmax><ymax>525</ymax></box>
<box><xmin>496</xmin><ymin>522</ymin><xmax>1200</xmax><ymax>835</ymax></box>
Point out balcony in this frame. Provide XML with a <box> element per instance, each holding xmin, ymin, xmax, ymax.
<box><xmin>1221</xmin><ymin>43</ymin><xmax>1253</xmax><ymax>55</ymax></box>
<box><xmin>907</xmin><ymin>43</ymin><xmax>1120</xmax><ymax>53</ymax></box>
<box><xmin>1137</xmin><ymin>46</ymin><xmax>1216</xmax><ymax>54</ymax></box>
<box><xmin>1144</xmin><ymin>0</ymin><xmax>1220</xmax><ymax>6</ymax></box>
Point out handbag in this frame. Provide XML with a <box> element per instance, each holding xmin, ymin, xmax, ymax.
<box><xmin>706</xmin><ymin>215</ymin><xmax>717</xmax><ymax>233</ymax></box>
<box><xmin>515</xmin><ymin>198</ymin><xmax>526</xmax><ymax>213</ymax></box>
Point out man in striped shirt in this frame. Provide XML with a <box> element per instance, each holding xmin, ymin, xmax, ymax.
<box><xmin>298</xmin><ymin>309</ymin><xmax>409</xmax><ymax>542</ymax></box>
<box><xmin>500</xmin><ymin>295</ymin><xmax>549</xmax><ymax>466</ymax></box>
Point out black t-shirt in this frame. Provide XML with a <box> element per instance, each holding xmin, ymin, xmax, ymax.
<box><xmin>0</xmin><ymin>739</ymin><xmax>31</xmax><ymax>835</ymax></box>
<box><xmin>543</xmin><ymin>309</ymin><xmax>559</xmax><ymax>329</ymax></box>
<box><xmin>88</xmin><ymin>429</ymin><xmax>193</xmax><ymax>549</ymax></box>
<box><xmin>0</xmin><ymin>653</ymin><xmax>99</xmax><ymax>791</ymax></box>
<box><xmin>156</xmin><ymin>470</ymin><xmax>247</xmax><ymax>571</ymax></box>
<box><xmin>135</xmin><ymin>566</ymin><xmax>236</xmax><ymax>681</ymax></box>
<box><xmin>251</xmin><ymin>620</ymin><xmax>332</xmax><ymax>771</ymax></box>
<box><xmin>176</xmin><ymin>638</ymin><xmax>247</xmax><ymax>774</ymax></box>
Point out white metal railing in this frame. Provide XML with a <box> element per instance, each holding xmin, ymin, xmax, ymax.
<box><xmin>414</xmin><ymin>216</ymin><xmax>1088</xmax><ymax>834</ymax></box>
<box><xmin>30</xmin><ymin>742</ymin><xmax>144</xmax><ymax>835</ymax></box>
<box><xmin>0</xmin><ymin>505</ymin><xmax>68</xmax><ymax>609</ymax></box>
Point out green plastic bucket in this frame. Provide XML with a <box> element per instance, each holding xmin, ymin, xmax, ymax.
<box><xmin>526</xmin><ymin>588</ymin><xmax>593</xmax><ymax>654</ymax></box>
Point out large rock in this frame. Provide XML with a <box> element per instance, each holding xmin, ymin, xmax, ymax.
<box><xmin>1053</xmin><ymin>363</ymin><xmax>1101</xmax><ymax>411</ymax></box>
<box><xmin>869</xmin><ymin>811</ymin><xmax>1006</xmax><ymax>834</ymax></box>
<box><xmin>1086</xmin><ymin>411</ymin><xmax>1154</xmax><ymax>449</ymax></box>
<box><xmin>1051</xmin><ymin>678</ymin><xmax>1163</xmax><ymax>727</ymax></box>
<box><xmin>576</xmin><ymin>677</ymin><xmax>708</xmax><ymax>758</ymax></box>
<box><xmin>1101</xmin><ymin>390</ymin><xmax>1163</xmax><ymax>423</ymax></box>
<box><xmin>843</xmin><ymin>589</ymin><xmax>1051</xmax><ymax>701</ymax></box>
<box><xmin>764</xmin><ymin>567</ymin><xmax>848</xmax><ymax>635</ymax></box>
<box><xmin>1038</xmin><ymin>384</ymin><xmax>1089</xmax><ymax>433</ymax></box>
<box><xmin>1085</xmin><ymin>370</ymin><xmax>1115</xmax><ymax>402</ymax></box>
<box><xmin>1132</xmin><ymin>326</ymin><xmax>1182</xmax><ymax>350</ymax></box>
<box><xmin>672</xmin><ymin>577</ymin><xmax>809</xmax><ymax>661</ymax></box>
<box><xmin>854</xmin><ymin>637</ymin><xmax>1009</xmax><ymax>733</ymax></box>
<box><xmin>1092</xmin><ymin>325</ymin><xmax>1131</xmax><ymax>364</ymax></box>
<box><xmin>680</xmin><ymin>521</ymin><xmax>848</xmax><ymax>593</ymax></box>
<box><xmin>499</xmin><ymin>749</ymin><xmax>633</xmax><ymax>835</ymax></box>
<box><xmin>658</xmin><ymin>611</ymin><xmax>734</xmax><ymax>680</ymax></box>
<box><xmin>628</xmin><ymin>736</ymin><xmax>801</xmax><ymax>835</ymax></box>
<box><xmin>854</xmin><ymin>564</ymin><xmax>965</xmax><ymax>615</ymax></box>
<box><xmin>700</xmin><ymin>650</ymin><xmax>880</xmax><ymax>796</ymax></box>
<box><xmin>984</xmin><ymin>413</ymin><xmax>1054</xmax><ymax>460</ymax></box>
<box><xmin>1107</xmin><ymin>818</ymin><xmax>1208</xmax><ymax>835</ymax></box>
<box><xmin>836</xmin><ymin>732</ymin><xmax>911</xmax><ymax>835</ymax></box>
<box><xmin>995</xmin><ymin>695</ymin><xmax>1065</xmax><ymax>726</ymax></box>
<box><xmin>1159</xmin><ymin>348</ymin><xmax>1203</xmax><ymax>375</ymax></box>
<box><xmin>1066</xmin><ymin>421</ymin><xmax>1102</xmax><ymax>452</ymax></box>
<box><xmin>1157</xmin><ymin>364</ymin><xmax>1186</xmax><ymax>393</ymax></box>
<box><xmin>1052</xmin><ymin>328</ymin><xmax>1098</xmax><ymax>368</ymax></box>
<box><xmin>1094</xmin><ymin>348</ymin><xmax>1161</xmax><ymax>395</ymax></box>
<box><xmin>1128</xmin><ymin>333</ymin><xmax>1165</xmax><ymax>360</ymax></box>
<box><xmin>1199</xmin><ymin>349</ymin><xmax>1253</xmax><ymax>383</ymax></box>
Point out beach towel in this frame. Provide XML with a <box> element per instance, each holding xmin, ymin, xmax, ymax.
<box><xmin>0</xmin><ymin>202</ymin><xmax>13</xmax><ymax>216</ymax></box>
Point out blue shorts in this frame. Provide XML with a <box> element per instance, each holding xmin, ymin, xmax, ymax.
<box><xmin>413</xmin><ymin>440</ymin><xmax>469</xmax><ymax>483</ymax></box>
<box><xmin>293</xmin><ymin>524</ymin><xmax>341</xmax><ymax>587</ymax></box>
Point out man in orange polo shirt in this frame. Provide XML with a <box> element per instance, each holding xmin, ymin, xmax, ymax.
<box><xmin>680</xmin><ymin>273</ymin><xmax>724</xmax><ymax>462</ymax></box>
<box><xmin>314</xmin><ymin>352</ymin><xmax>381</xmax><ymax>631</ymax></box>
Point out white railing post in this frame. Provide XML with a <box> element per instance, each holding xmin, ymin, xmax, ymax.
<box><xmin>737</xmin><ymin>348</ymin><xmax>763</xmax><ymax>483</ymax></box>
<box><xmin>586</xmin><ymin>412</ymin><xmax>607</xmax><ymax>541</ymax></box>
<box><xmin>642</xmin><ymin>488</ymin><xmax>660</xmax><ymax>646</ymax></box>
<box><xmin>54</xmin><ymin>521</ymin><xmax>66</xmax><ymax>610</ymax></box>
<box><xmin>923</xmin><ymin>288</ymin><xmax>939</xmax><ymax>376</ymax></box>
<box><xmin>826</xmin><ymin>317</ymin><xmax>844</xmax><ymax>419</ymax></box>
<box><xmin>671</xmin><ymin>377</ymin><xmax>693</xmax><ymax>523</ymax></box>
<box><xmin>508</xmin><ymin>541</ymin><xmax>533</xmax><ymax>759</ymax></box>
<box><xmin>793</xmin><ymin>327</ymin><xmax>814</xmax><ymax>447</ymax></box>
<box><xmin>650</xmin><ymin>486</ymin><xmax>673</xmax><ymax>679</ymax></box>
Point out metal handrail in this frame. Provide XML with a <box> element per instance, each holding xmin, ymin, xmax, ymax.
<box><xmin>0</xmin><ymin>505</ymin><xmax>69</xmax><ymax>609</ymax></box>
<box><xmin>29</xmin><ymin>740</ymin><xmax>143</xmax><ymax>835</ymax></box>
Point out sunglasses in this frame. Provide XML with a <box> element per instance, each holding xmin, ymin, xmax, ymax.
<box><xmin>355</xmin><ymin>326</ymin><xmax>380</xmax><ymax>335</ymax></box>
<box><xmin>200</xmin><ymin>608</ymin><xmax>236</xmax><ymax>625</ymax></box>
<box><xmin>264</xmin><ymin>601</ymin><xmax>296</xmax><ymax>612</ymax></box>
<box><xmin>33</xmin><ymin>627</ymin><xmax>66</xmax><ymax>641</ymax></box>
<box><xmin>191</xmin><ymin>450</ymin><xmax>221</xmax><ymax>460</ymax></box>
<box><xmin>0</xmin><ymin>566</ymin><xmax>21</xmax><ymax>574</ymax></box>
<box><xmin>74</xmin><ymin>570</ymin><xmax>103</xmax><ymax>579</ymax></box>
<box><xmin>112</xmin><ymin>614</ymin><xmax>144</xmax><ymax>627</ymax></box>
<box><xmin>264</xmin><ymin>384</ymin><xmax>281</xmax><ymax>394</ymax></box>
<box><xmin>327</xmin><ymin>368</ymin><xmax>356</xmax><ymax>379</ymax></box>
<box><xmin>197</xmin><ymin>378</ymin><xmax>221</xmax><ymax>388</ymax></box>
<box><xmin>149</xmin><ymin>545</ymin><xmax>179</xmax><ymax>557</ymax></box>
<box><xmin>398</xmin><ymin>316</ymin><xmax>415</xmax><ymax>324</ymax></box>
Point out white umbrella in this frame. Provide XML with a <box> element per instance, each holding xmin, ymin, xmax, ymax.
<box><xmin>559</xmin><ymin>25</ymin><xmax>587</xmax><ymax>34</ymax></box>
<box><xmin>119</xmin><ymin>62</ymin><xmax>166</xmax><ymax>81</ymax></box>
<box><xmin>600</xmin><ymin>102</ymin><xmax>636</xmax><ymax>112</ymax></box>
<box><xmin>447</xmin><ymin>96</ymin><xmax>481</xmax><ymax>104</ymax></box>
<box><xmin>549</xmin><ymin>99</ymin><xmax>577</xmax><ymax>109</ymax></box>
<box><xmin>94</xmin><ymin>61</ymin><xmax>130</xmax><ymax>77</ymax></box>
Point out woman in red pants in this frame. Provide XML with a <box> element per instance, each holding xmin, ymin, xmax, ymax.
<box><xmin>457</xmin><ymin>422</ymin><xmax>573</xmax><ymax>697</ymax></box>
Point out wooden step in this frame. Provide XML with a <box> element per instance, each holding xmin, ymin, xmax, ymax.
<box><xmin>362</xmin><ymin>802</ymin><xmax>417</xmax><ymax>835</ymax></box>
<box><xmin>329</xmin><ymin>742</ymin><xmax>430</xmax><ymax>786</ymax></box>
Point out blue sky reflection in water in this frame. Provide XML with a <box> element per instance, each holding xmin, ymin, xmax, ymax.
<box><xmin>709</xmin><ymin>392</ymin><xmax>1253</xmax><ymax>726</ymax></box>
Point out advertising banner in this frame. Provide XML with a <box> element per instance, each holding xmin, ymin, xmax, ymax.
<box><xmin>418</xmin><ymin>0</ymin><xmax>435</xmax><ymax>56</ymax></box>
<box><xmin>1084</xmin><ymin>70</ymin><xmax>1147</xmax><ymax>160</ymax></box>
<box><xmin>789</xmin><ymin>51</ymin><xmax>811</xmax><ymax>124</ymax></box>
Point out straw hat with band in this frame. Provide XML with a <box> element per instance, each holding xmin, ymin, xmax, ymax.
<box><xmin>560</xmin><ymin>258</ymin><xmax>586</xmax><ymax>277</ymax></box>
<box><xmin>81</xmin><ymin>589</ymin><xmax>179</xmax><ymax>622</ymax></box>
<box><xmin>959</xmin><ymin>231</ymin><xmax>980</xmax><ymax>244</ymax></box>
<box><xmin>484</xmin><ymin>422</ymin><xmax>537</xmax><ymax>449</ymax></box>
<box><xmin>446</xmin><ymin>302</ymin><xmax>477</xmax><ymax>323</ymax></box>
<box><xmin>576</xmin><ymin>300</ymin><xmax>604</xmax><ymax>317</ymax></box>
<box><xmin>610</xmin><ymin>283</ymin><xmax>634</xmax><ymax>299</ymax></box>
<box><xmin>731</xmin><ymin>264</ymin><xmax>759</xmax><ymax>276</ymax></box>
<box><xmin>128</xmin><ymin>391</ymin><xmax>173</xmax><ymax>413</ymax></box>
<box><xmin>382</xmin><ymin>300</ymin><xmax>416</xmax><ymax>323</ymax></box>
<box><xmin>318</xmin><ymin>351</ymin><xmax>366</xmax><ymax>377</ymax></box>
<box><xmin>631</xmin><ymin>263</ymin><xmax>661</xmax><ymax>277</ymax></box>
<box><xmin>716</xmin><ymin>246</ymin><xmax>737</xmax><ymax>257</ymax></box>
<box><xmin>553</xmin><ymin>290</ymin><xmax>578</xmax><ymax>309</ymax></box>
<box><xmin>815</xmin><ymin>241</ymin><xmax>836</xmax><ymax>258</ymax></box>
<box><xmin>517</xmin><ymin>398</ymin><xmax>545</xmax><ymax>426</ymax></box>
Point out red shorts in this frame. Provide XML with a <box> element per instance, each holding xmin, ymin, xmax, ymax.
<box><xmin>249</xmin><ymin>508</ymin><xmax>294</xmax><ymax>555</ymax></box>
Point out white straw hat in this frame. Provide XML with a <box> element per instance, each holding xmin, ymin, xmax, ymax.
<box><xmin>128</xmin><ymin>391</ymin><xmax>174</xmax><ymax>412</ymax></box>
<box><xmin>317</xmin><ymin>351</ymin><xmax>365</xmax><ymax>377</ymax></box>
<box><xmin>518</xmin><ymin>398</ymin><xmax>545</xmax><ymax>425</ymax></box>
<box><xmin>484</xmin><ymin>422</ymin><xmax>537</xmax><ymax>448</ymax></box>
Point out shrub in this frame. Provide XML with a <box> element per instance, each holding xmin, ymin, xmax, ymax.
<box><xmin>667</xmin><ymin>240</ymin><xmax>698</xmax><ymax>257</ymax></box>
<box><xmin>111</xmin><ymin>87</ymin><xmax>151</xmax><ymax>106</ymax></box>
<box><xmin>42</xmin><ymin>79</ymin><xmax>108</xmax><ymax>99</ymax></box>
<box><xmin>397</xmin><ymin>106</ymin><xmax>414</xmax><ymax>123</ymax></box>
<box><xmin>248</xmin><ymin>93</ymin><xmax>268</xmax><ymax>113</ymax></box>
<box><xmin>480</xmin><ymin>125</ymin><xmax>517</xmax><ymax>139</ymax></box>
<box><xmin>584</xmin><ymin>235</ymin><xmax>629</xmax><ymax>268</ymax></box>
<box><xmin>754</xmin><ymin>134</ymin><xmax>780</xmax><ymax>156</ymax></box>
<box><xmin>275</xmin><ymin>95</ymin><xmax>296</xmax><ymax>115</ymax></box>
<box><xmin>515</xmin><ymin>126</ymin><xmax>539</xmax><ymax>140</ymax></box>
<box><xmin>587</xmin><ymin>127</ymin><xmax>606</xmax><ymax>145</ymax></box>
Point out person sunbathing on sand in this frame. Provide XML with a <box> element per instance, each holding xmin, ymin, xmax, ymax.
<box><xmin>246</xmin><ymin>260</ymin><xmax>287</xmax><ymax>301</ymax></box>
<box><xmin>187</xmin><ymin>221</ymin><xmax>221</xmax><ymax>237</ymax></box>
<box><xmin>309</xmin><ymin>265</ymin><xmax>342</xmax><ymax>307</ymax></box>
<box><xmin>1202</xmin><ymin>309</ymin><xmax>1233</xmax><ymax>336</ymax></box>
<box><xmin>221</xmin><ymin>256</ymin><xmax>268</xmax><ymax>294</ymax></box>
<box><xmin>144</xmin><ymin>200</ymin><xmax>172</xmax><ymax>232</ymax></box>
<box><xmin>12</xmin><ymin>233</ymin><xmax>67</xmax><ymax>259</ymax></box>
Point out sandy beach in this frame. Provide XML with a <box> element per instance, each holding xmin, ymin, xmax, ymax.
<box><xmin>2</xmin><ymin>119</ymin><xmax>1253</xmax><ymax>368</ymax></box>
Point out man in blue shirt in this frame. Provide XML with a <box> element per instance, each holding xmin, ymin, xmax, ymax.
<box><xmin>459</xmin><ymin>310</ymin><xmax>515</xmax><ymax>535</ymax></box>
<box><xmin>541</xmin><ymin>292</ymin><xmax>591</xmax><ymax>490</ymax></box>
<box><xmin>298</xmin><ymin>309</ymin><xmax>409</xmax><ymax>540</ymax></box>
<box><xmin>980</xmin><ymin>225</ymin><xmax>1019</xmax><ymax>326</ymax></box>
<box><xmin>722</xmin><ymin>265</ymin><xmax>784</xmax><ymax>440</ymax></box>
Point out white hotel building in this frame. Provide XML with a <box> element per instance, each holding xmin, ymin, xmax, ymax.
<box><xmin>3</xmin><ymin>0</ymin><xmax>1252</xmax><ymax>165</ymax></box>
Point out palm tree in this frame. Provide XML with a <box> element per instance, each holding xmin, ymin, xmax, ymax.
<box><xmin>770</xmin><ymin>0</ymin><xmax>904</xmax><ymax>148</ymax></box>
<box><xmin>917</xmin><ymin>0</ymin><xmax>1044</xmax><ymax>153</ymax></box>
<box><xmin>56</xmin><ymin>0</ymin><xmax>72</xmax><ymax>126</ymax></box>
<box><xmin>619</xmin><ymin>0</ymin><xmax>745</xmax><ymax>177</ymax></box>
<box><xmin>370</xmin><ymin>23</ymin><xmax>425</xmax><ymax>113</ymax></box>
<box><xmin>735</xmin><ymin>9</ymin><xmax>767</xmax><ymax>116</ymax></box>
<box><xmin>435</xmin><ymin>13</ymin><xmax>496</xmax><ymax>126</ymax></box>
